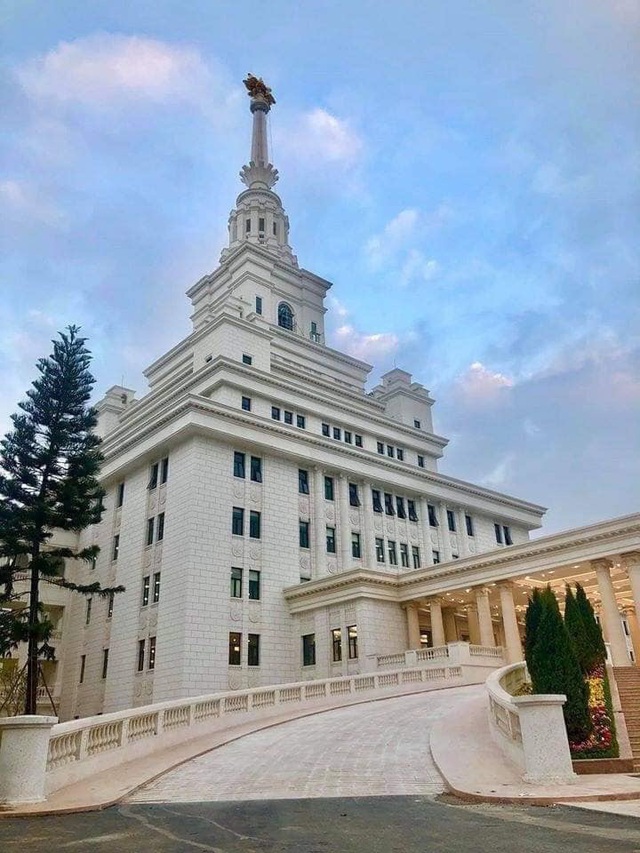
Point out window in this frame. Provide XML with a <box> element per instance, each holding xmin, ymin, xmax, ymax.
<box><xmin>355</xmin><ymin>434</ymin><xmax>363</xmax><ymax>447</ymax></box>
<box><xmin>372</xmin><ymin>489</ymin><xmax>383</xmax><ymax>513</ymax></box>
<box><xmin>322</xmin><ymin>423</ymin><xmax>330</xmax><ymax>437</ymax></box>
<box><xmin>417</xmin><ymin>455</ymin><xmax>425</xmax><ymax>468</ymax></box>
<box><xmin>255</xmin><ymin>295</ymin><xmax>263</xmax><ymax>315</ymax></box>
<box><xmin>284</xmin><ymin>410</ymin><xmax>293</xmax><ymax>425</ymax></box>
<box><xmin>148</xmin><ymin>463</ymin><xmax>159</xmax><ymax>490</ymax></box>
<box><xmin>141</xmin><ymin>576</ymin><xmax>150</xmax><ymax>607</ymax></box>
<box><xmin>148</xmin><ymin>637</ymin><xmax>156</xmax><ymax>670</ymax></box>
<box><xmin>242</xmin><ymin>396</ymin><xmax>251</xmax><ymax>411</ymax></box>
<box><xmin>137</xmin><ymin>640</ymin><xmax>145</xmax><ymax>672</ymax></box>
<box><xmin>397</xmin><ymin>449</ymin><xmax>404</xmax><ymax>462</ymax></box>
<box><xmin>302</xmin><ymin>633</ymin><xmax>316</xmax><ymax>666</ymax></box>
<box><xmin>333</xmin><ymin>427</ymin><xmax>341</xmax><ymax>440</ymax></box>
<box><xmin>112</xmin><ymin>534</ymin><xmax>119</xmax><ymax>561</ymax></box>
<box><xmin>324</xmin><ymin>476</ymin><xmax>334</xmax><ymax>501</ymax></box>
<box><xmin>242</xmin><ymin>353</ymin><xmax>253</xmax><ymax>365</ymax></box>
<box><xmin>250</xmin><ymin>456</ymin><xmax>262</xmax><ymax>482</ymax></box>
<box><xmin>447</xmin><ymin>510</ymin><xmax>456</xmax><ymax>532</ymax></box>
<box><xmin>161</xmin><ymin>457</ymin><xmax>169</xmax><ymax>484</ymax></box>
<box><xmin>232</xmin><ymin>507</ymin><xmax>244</xmax><ymax>536</ymax></box>
<box><xmin>400</xmin><ymin>543</ymin><xmax>409</xmax><ymax>568</ymax></box>
<box><xmin>414</xmin><ymin>419</ymin><xmax>421</xmax><ymax>429</ymax></box>
<box><xmin>102</xmin><ymin>649</ymin><xmax>109</xmax><ymax>680</ymax></box>
<box><xmin>432</xmin><ymin>550</ymin><xmax>441</xmax><ymax>564</ymax></box>
<box><xmin>299</xmin><ymin>520</ymin><xmax>310</xmax><ymax>549</ymax></box>
<box><xmin>233</xmin><ymin>451</ymin><xmax>246</xmax><ymax>478</ymax></box>
<box><xmin>229</xmin><ymin>632</ymin><xmax>242</xmax><ymax>666</ymax></box>
<box><xmin>347</xmin><ymin>625</ymin><xmax>358</xmax><ymax>659</ymax></box>
<box><xmin>375</xmin><ymin>538</ymin><xmax>385</xmax><ymax>562</ymax></box>
<box><xmin>116</xmin><ymin>482</ymin><xmax>125</xmax><ymax>507</ymax></box>
<box><xmin>107</xmin><ymin>592</ymin><xmax>114</xmax><ymax>619</ymax></box>
<box><xmin>349</xmin><ymin>483</ymin><xmax>360</xmax><ymax>507</ymax></box>
<box><xmin>377</xmin><ymin>442</ymin><xmax>384</xmax><ymax>455</ymax></box>
<box><xmin>332</xmin><ymin>628</ymin><xmax>342</xmax><ymax>662</ymax></box>
<box><xmin>85</xmin><ymin>598</ymin><xmax>92</xmax><ymax>626</ymax></box>
<box><xmin>428</xmin><ymin>504</ymin><xmax>439</xmax><ymax>527</ymax></box>
<box><xmin>388</xmin><ymin>541</ymin><xmax>397</xmax><ymax>565</ymax></box>
<box><xmin>310</xmin><ymin>320</ymin><xmax>320</xmax><ymax>342</ymax></box>
<box><xmin>79</xmin><ymin>654</ymin><xmax>86</xmax><ymax>683</ymax></box>
<box><xmin>298</xmin><ymin>469</ymin><xmax>309</xmax><ymax>494</ymax></box>
<box><xmin>249</xmin><ymin>511</ymin><xmax>261</xmax><ymax>539</ymax></box>
<box><xmin>271</xmin><ymin>406</ymin><xmax>281</xmax><ymax>420</ymax></box>
<box><xmin>249</xmin><ymin>569</ymin><xmax>261</xmax><ymax>600</ymax></box>
<box><xmin>231</xmin><ymin>567</ymin><xmax>243</xmax><ymax>598</ymax></box>
<box><xmin>297</xmin><ymin>414</ymin><xmax>306</xmax><ymax>429</ymax></box>
<box><xmin>465</xmin><ymin>514</ymin><xmax>474</xmax><ymax>536</ymax></box>
<box><xmin>273</xmin><ymin>221</ymin><xmax>278</xmax><ymax>236</ymax></box>
<box><xmin>352</xmin><ymin>532</ymin><xmax>361</xmax><ymax>559</ymax></box>
<box><xmin>384</xmin><ymin>493</ymin><xmax>395</xmax><ymax>515</ymax></box>
<box><xmin>408</xmin><ymin>500</ymin><xmax>418</xmax><ymax>522</ymax></box>
<box><xmin>326</xmin><ymin>526</ymin><xmax>336</xmax><ymax>553</ymax></box>
<box><xmin>153</xmin><ymin>572</ymin><xmax>161</xmax><ymax>604</ymax></box>
<box><xmin>387</xmin><ymin>445</ymin><xmax>394</xmax><ymax>458</ymax></box>
<box><xmin>412</xmin><ymin>545</ymin><xmax>420</xmax><ymax>569</ymax></box>
<box><xmin>157</xmin><ymin>512</ymin><xmax>165</xmax><ymax>542</ymax></box>
<box><xmin>503</xmin><ymin>526</ymin><xmax>513</xmax><ymax>546</ymax></box>
<box><xmin>146</xmin><ymin>517</ymin><xmax>155</xmax><ymax>546</ymax></box>
<box><xmin>258</xmin><ymin>217</ymin><xmax>265</xmax><ymax>234</ymax></box>
<box><xmin>396</xmin><ymin>497</ymin><xmax>406</xmax><ymax>519</ymax></box>
<box><xmin>245</xmin><ymin>218</ymin><xmax>251</xmax><ymax>233</ymax></box>
<box><xmin>278</xmin><ymin>302</ymin><xmax>294</xmax><ymax>330</ymax></box>
<box><xmin>248</xmin><ymin>634</ymin><xmax>260</xmax><ymax>667</ymax></box>
<box><xmin>344</xmin><ymin>430</ymin><xmax>352</xmax><ymax>444</ymax></box>
<box><xmin>494</xmin><ymin>523</ymin><xmax>503</xmax><ymax>544</ymax></box>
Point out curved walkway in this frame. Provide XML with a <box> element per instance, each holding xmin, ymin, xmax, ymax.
<box><xmin>127</xmin><ymin>684</ymin><xmax>482</xmax><ymax>802</ymax></box>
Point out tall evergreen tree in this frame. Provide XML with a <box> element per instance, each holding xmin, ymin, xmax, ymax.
<box><xmin>529</xmin><ymin>586</ymin><xmax>591</xmax><ymax>741</ymax></box>
<box><xmin>564</xmin><ymin>584</ymin><xmax>592</xmax><ymax>673</ymax></box>
<box><xmin>575</xmin><ymin>582</ymin><xmax>607</xmax><ymax>669</ymax></box>
<box><xmin>0</xmin><ymin>326</ymin><xmax>123</xmax><ymax>715</ymax></box>
<box><xmin>524</xmin><ymin>586</ymin><xmax>543</xmax><ymax>669</ymax></box>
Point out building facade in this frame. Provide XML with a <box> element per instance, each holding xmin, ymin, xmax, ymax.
<box><xmin>16</xmin><ymin>79</ymin><xmax>635</xmax><ymax>722</ymax></box>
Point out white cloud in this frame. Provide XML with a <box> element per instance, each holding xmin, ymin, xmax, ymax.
<box><xmin>456</xmin><ymin>361</ymin><xmax>514</xmax><ymax>402</ymax></box>
<box><xmin>0</xmin><ymin>179</ymin><xmax>66</xmax><ymax>227</ymax></box>
<box><xmin>16</xmin><ymin>34</ymin><xmax>227</xmax><ymax>114</ymax></box>
<box><xmin>481</xmin><ymin>452</ymin><xmax>517</xmax><ymax>489</ymax></box>
<box><xmin>275</xmin><ymin>108</ymin><xmax>363</xmax><ymax>174</ymax></box>
<box><xmin>363</xmin><ymin>208</ymin><xmax>442</xmax><ymax>286</ymax></box>
<box><xmin>333</xmin><ymin>324</ymin><xmax>399</xmax><ymax>364</ymax></box>
<box><xmin>364</xmin><ymin>208</ymin><xmax>418</xmax><ymax>270</ymax></box>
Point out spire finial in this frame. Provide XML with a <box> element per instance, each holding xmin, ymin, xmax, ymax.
<box><xmin>240</xmin><ymin>74</ymin><xmax>279</xmax><ymax>189</ymax></box>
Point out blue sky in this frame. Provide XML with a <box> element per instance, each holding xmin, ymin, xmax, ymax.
<box><xmin>1</xmin><ymin>1</ymin><xmax>638</xmax><ymax>534</ymax></box>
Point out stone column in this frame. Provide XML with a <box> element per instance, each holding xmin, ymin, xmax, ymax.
<box><xmin>442</xmin><ymin>607</ymin><xmax>458</xmax><ymax>642</ymax></box>
<box><xmin>406</xmin><ymin>604</ymin><xmax>422</xmax><ymax>649</ymax></box>
<box><xmin>621</xmin><ymin>552</ymin><xmax>640</xmax><ymax>622</ymax></box>
<box><xmin>475</xmin><ymin>586</ymin><xmax>495</xmax><ymax>647</ymax></box>
<box><xmin>466</xmin><ymin>604</ymin><xmax>481</xmax><ymax>645</ymax></box>
<box><xmin>313</xmin><ymin>466</ymin><xmax>326</xmax><ymax>577</ymax></box>
<box><xmin>338</xmin><ymin>475</ymin><xmax>352</xmax><ymax>571</ymax></box>
<box><xmin>593</xmin><ymin>558</ymin><xmax>630</xmax><ymax>666</ymax></box>
<box><xmin>419</xmin><ymin>497</ymin><xmax>435</xmax><ymax>566</ymax></box>
<box><xmin>456</xmin><ymin>508</ymin><xmax>470</xmax><ymax>557</ymax></box>
<box><xmin>0</xmin><ymin>716</ymin><xmax>58</xmax><ymax>804</ymax></box>
<box><xmin>438</xmin><ymin>501</ymin><xmax>452</xmax><ymax>562</ymax></box>
<box><xmin>499</xmin><ymin>582</ymin><xmax>523</xmax><ymax>664</ymax></box>
<box><xmin>622</xmin><ymin>608</ymin><xmax>640</xmax><ymax>665</ymax></box>
<box><xmin>362</xmin><ymin>481</ymin><xmax>377</xmax><ymax>569</ymax></box>
<box><xmin>429</xmin><ymin>598</ymin><xmax>446</xmax><ymax>647</ymax></box>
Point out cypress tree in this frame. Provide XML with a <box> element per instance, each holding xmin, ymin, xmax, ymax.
<box><xmin>524</xmin><ymin>587</ymin><xmax>543</xmax><ymax>676</ymax></box>
<box><xmin>530</xmin><ymin>586</ymin><xmax>591</xmax><ymax>741</ymax></box>
<box><xmin>0</xmin><ymin>326</ymin><xmax>124</xmax><ymax>714</ymax></box>
<box><xmin>564</xmin><ymin>584</ymin><xmax>592</xmax><ymax>673</ymax></box>
<box><xmin>575</xmin><ymin>583</ymin><xmax>606</xmax><ymax>670</ymax></box>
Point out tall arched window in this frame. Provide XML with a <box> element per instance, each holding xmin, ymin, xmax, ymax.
<box><xmin>278</xmin><ymin>302</ymin><xmax>295</xmax><ymax>331</ymax></box>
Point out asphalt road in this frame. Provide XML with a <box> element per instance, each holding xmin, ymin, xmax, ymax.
<box><xmin>2</xmin><ymin>796</ymin><xmax>640</xmax><ymax>853</ymax></box>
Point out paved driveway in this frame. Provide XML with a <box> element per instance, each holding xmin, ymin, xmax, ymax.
<box><xmin>127</xmin><ymin>684</ymin><xmax>483</xmax><ymax>803</ymax></box>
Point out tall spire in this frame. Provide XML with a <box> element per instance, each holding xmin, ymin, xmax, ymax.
<box><xmin>220</xmin><ymin>75</ymin><xmax>297</xmax><ymax>267</ymax></box>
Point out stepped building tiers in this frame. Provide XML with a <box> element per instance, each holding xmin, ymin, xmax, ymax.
<box><xmin>7</xmin><ymin>78</ymin><xmax>639</xmax><ymax>722</ymax></box>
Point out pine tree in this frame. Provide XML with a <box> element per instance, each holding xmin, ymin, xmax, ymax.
<box><xmin>530</xmin><ymin>587</ymin><xmax>591</xmax><ymax>741</ymax></box>
<box><xmin>0</xmin><ymin>326</ymin><xmax>124</xmax><ymax>715</ymax></box>
<box><xmin>524</xmin><ymin>586</ymin><xmax>543</xmax><ymax>670</ymax></box>
<box><xmin>564</xmin><ymin>584</ymin><xmax>592</xmax><ymax>673</ymax></box>
<box><xmin>575</xmin><ymin>583</ymin><xmax>606</xmax><ymax>670</ymax></box>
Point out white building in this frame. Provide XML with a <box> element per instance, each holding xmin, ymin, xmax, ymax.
<box><xmin>49</xmin><ymin>79</ymin><xmax>640</xmax><ymax>723</ymax></box>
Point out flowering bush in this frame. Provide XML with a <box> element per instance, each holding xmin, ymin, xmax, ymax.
<box><xmin>569</xmin><ymin>664</ymin><xmax>619</xmax><ymax>759</ymax></box>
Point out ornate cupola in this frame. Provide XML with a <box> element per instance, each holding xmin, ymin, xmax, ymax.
<box><xmin>220</xmin><ymin>75</ymin><xmax>298</xmax><ymax>267</ymax></box>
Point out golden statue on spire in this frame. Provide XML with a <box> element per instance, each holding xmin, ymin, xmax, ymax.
<box><xmin>243</xmin><ymin>73</ymin><xmax>276</xmax><ymax>105</ymax></box>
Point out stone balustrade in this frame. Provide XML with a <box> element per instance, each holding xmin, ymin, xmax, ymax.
<box><xmin>486</xmin><ymin>662</ymin><xmax>576</xmax><ymax>784</ymax></box>
<box><xmin>376</xmin><ymin>642</ymin><xmax>504</xmax><ymax>671</ymax></box>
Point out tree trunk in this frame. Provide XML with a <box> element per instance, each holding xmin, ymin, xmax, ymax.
<box><xmin>25</xmin><ymin>547</ymin><xmax>40</xmax><ymax>715</ymax></box>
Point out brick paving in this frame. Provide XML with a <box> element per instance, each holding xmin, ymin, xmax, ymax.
<box><xmin>127</xmin><ymin>685</ymin><xmax>482</xmax><ymax>802</ymax></box>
